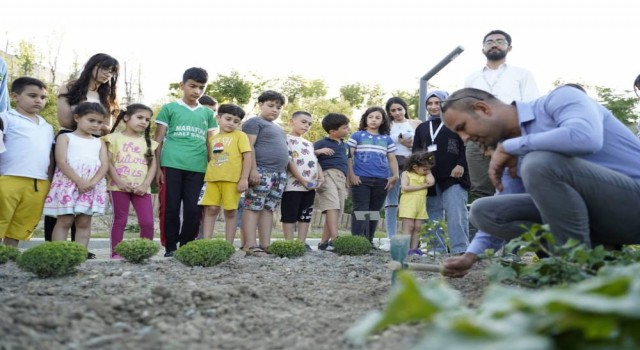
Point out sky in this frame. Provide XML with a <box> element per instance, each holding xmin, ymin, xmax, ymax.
<box><xmin>1</xmin><ymin>0</ymin><xmax>637</xmax><ymax>106</ymax></box>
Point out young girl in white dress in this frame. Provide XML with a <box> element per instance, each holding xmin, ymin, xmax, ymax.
<box><xmin>44</xmin><ymin>102</ymin><xmax>109</xmax><ymax>252</ymax></box>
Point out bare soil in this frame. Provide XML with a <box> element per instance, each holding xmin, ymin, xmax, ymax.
<box><xmin>0</xmin><ymin>249</ymin><xmax>488</xmax><ymax>350</ymax></box>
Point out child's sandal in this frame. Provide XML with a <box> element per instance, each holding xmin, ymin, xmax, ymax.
<box><xmin>246</xmin><ymin>246</ymin><xmax>268</xmax><ymax>257</ymax></box>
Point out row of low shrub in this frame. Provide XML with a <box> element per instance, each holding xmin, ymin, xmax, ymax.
<box><xmin>5</xmin><ymin>235</ymin><xmax>375</xmax><ymax>278</ymax></box>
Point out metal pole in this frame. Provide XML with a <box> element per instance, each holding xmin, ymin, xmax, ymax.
<box><xmin>418</xmin><ymin>46</ymin><xmax>465</xmax><ymax>121</ymax></box>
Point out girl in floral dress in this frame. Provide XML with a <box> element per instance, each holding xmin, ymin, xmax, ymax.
<box><xmin>44</xmin><ymin>102</ymin><xmax>109</xmax><ymax>254</ymax></box>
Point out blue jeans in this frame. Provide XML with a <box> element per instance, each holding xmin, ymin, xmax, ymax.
<box><xmin>383</xmin><ymin>171</ymin><xmax>402</xmax><ymax>238</ymax></box>
<box><xmin>426</xmin><ymin>183</ymin><xmax>469</xmax><ymax>254</ymax></box>
<box><xmin>351</xmin><ymin>177</ymin><xmax>388</xmax><ymax>242</ymax></box>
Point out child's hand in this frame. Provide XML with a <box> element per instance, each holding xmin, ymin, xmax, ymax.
<box><xmin>237</xmin><ymin>178</ymin><xmax>249</xmax><ymax>192</ymax></box>
<box><xmin>249</xmin><ymin>169</ymin><xmax>260</xmax><ymax>186</ymax></box>
<box><xmin>385</xmin><ymin>175</ymin><xmax>398</xmax><ymax>190</ymax></box>
<box><xmin>315</xmin><ymin>178</ymin><xmax>325</xmax><ymax>189</ymax></box>
<box><xmin>349</xmin><ymin>174</ymin><xmax>361</xmax><ymax>186</ymax></box>
<box><xmin>133</xmin><ymin>184</ymin><xmax>149</xmax><ymax>196</ymax></box>
<box><xmin>155</xmin><ymin>171</ymin><xmax>164</xmax><ymax>186</ymax></box>
<box><xmin>77</xmin><ymin>179</ymin><xmax>94</xmax><ymax>193</ymax></box>
<box><xmin>315</xmin><ymin>148</ymin><xmax>335</xmax><ymax>156</ymax></box>
<box><xmin>116</xmin><ymin>179</ymin><xmax>134</xmax><ymax>192</ymax></box>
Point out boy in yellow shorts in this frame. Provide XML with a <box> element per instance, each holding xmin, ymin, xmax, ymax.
<box><xmin>0</xmin><ymin>77</ymin><xmax>54</xmax><ymax>246</ymax></box>
<box><xmin>198</xmin><ymin>104</ymin><xmax>251</xmax><ymax>243</ymax></box>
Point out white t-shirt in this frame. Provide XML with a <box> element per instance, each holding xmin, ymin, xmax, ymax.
<box><xmin>0</xmin><ymin>109</ymin><xmax>54</xmax><ymax>179</ymax></box>
<box><xmin>389</xmin><ymin>120</ymin><xmax>414</xmax><ymax>157</ymax></box>
<box><xmin>285</xmin><ymin>135</ymin><xmax>319</xmax><ymax>191</ymax></box>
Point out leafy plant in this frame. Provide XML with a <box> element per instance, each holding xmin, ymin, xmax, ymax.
<box><xmin>17</xmin><ymin>242</ymin><xmax>87</xmax><ymax>278</ymax></box>
<box><xmin>0</xmin><ymin>245</ymin><xmax>21</xmax><ymax>264</ymax></box>
<box><xmin>347</xmin><ymin>264</ymin><xmax>640</xmax><ymax>349</ymax></box>
<box><xmin>269</xmin><ymin>240</ymin><xmax>306</xmax><ymax>258</ymax></box>
<box><xmin>485</xmin><ymin>224</ymin><xmax>640</xmax><ymax>288</ymax></box>
<box><xmin>332</xmin><ymin>236</ymin><xmax>371</xmax><ymax>256</ymax></box>
<box><xmin>175</xmin><ymin>239</ymin><xmax>235</xmax><ymax>267</ymax></box>
<box><xmin>115</xmin><ymin>238</ymin><xmax>160</xmax><ymax>264</ymax></box>
<box><xmin>420</xmin><ymin>219</ymin><xmax>449</xmax><ymax>254</ymax></box>
<box><xmin>125</xmin><ymin>223</ymin><xmax>141</xmax><ymax>233</ymax></box>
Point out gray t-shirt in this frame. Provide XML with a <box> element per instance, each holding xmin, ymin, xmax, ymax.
<box><xmin>242</xmin><ymin>116</ymin><xmax>289</xmax><ymax>172</ymax></box>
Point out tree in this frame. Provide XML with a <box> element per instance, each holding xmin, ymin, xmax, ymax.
<box><xmin>281</xmin><ymin>75</ymin><xmax>328</xmax><ymax>104</ymax></box>
<box><xmin>280</xmin><ymin>98</ymin><xmax>354</xmax><ymax>142</ymax></box>
<box><xmin>39</xmin><ymin>84</ymin><xmax>59</xmax><ymax>132</ymax></box>
<box><xmin>391</xmin><ymin>89</ymin><xmax>420</xmax><ymax>119</ymax></box>
<box><xmin>301</xmin><ymin>79</ymin><xmax>327</xmax><ymax>99</ymax></box>
<box><xmin>167</xmin><ymin>82</ymin><xmax>181</xmax><ymax>99</ymax></box>
<box><xmin>46</xmin><ymin>32</ymin><xmax>63</xmax><ymax>86</ymax></box>
<box><xmin>340</xmin><ymin>83</ymin><xmax>367</xmax><ymax>108</ymax></box>
<box><xmin>365</xmin><ymin>84</ymin><xmax>385</xmax><ymax>107</ymax></box>
<box><xmin>281</xmin><ymin>75</ymin><xmax>305</xmax><ymax>104</ymax></box>
<box><xmin>123</xmin><ymin>62</ymin><xmax>133</xmax><ymax>105</ymax></box>
<box><xmin>206</xmin><ymin>70</ymin><xmax>253</xmax><ymax>105</ymax></box>
<box><xmin>595</xmin><ymin>86</ymin><xmax>639</xmax><ymax>126</ymax></box>
<box><xmin>15</xmin><ymin>41</ymin><xmax>39</xmax><ymax>77</ymax></box>
<box><xmin>67</xmin><ymin>52</ymin><xmax>80</xmax><ymax>82</ymax></box>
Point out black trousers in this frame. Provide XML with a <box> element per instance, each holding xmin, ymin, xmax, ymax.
<box><xmin>350</xmin><ymin>177</ymin><xmax>388</xmax><ymax>242</ymax></box>
<box><xmin>161</xmin><ymin>167</ymin><xmax>204</xmax><ymax>252</ymax></box>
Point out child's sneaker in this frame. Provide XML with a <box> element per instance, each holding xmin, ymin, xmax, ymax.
<box><xmin>304</xmin><ymin>243</ymin><xmax>312</xmax><ymax>252</ymax></box>
<box><xmin>327</xmin><ymin>240</ymin><xmax>335</xmax><ymax>252</ymax></box>
<box><xmin>408</xmin><ymin>248</ymin><xmax>425</xmax><ymax>256</ymax></box>
<box><xmin>318</xmin><ymin>241</ymin><xmax>330</xmax><ymax>251</ymax></box>
<box><xmin>426</xmin><ymin>250</ymin><xmax>443</xmax><ymax>258</ymax></box>
<box><xmin>111</xmin><ymin>253</ymin><xmax>122</xmax><ymax>260</ymax></box>
<box><xmin>318</xmin><ymin>240</ymin><xmax>335</xmax><ymax>252</ymax></box>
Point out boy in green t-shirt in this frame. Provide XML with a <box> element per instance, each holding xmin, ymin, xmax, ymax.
<box><xmin>199</xmin><ymin>104</ymin><xmax>251</xmax><ymax>243</ymax></box>
<box><xmin>154</xmin><ymin>67</ymin><xmax>217</xmax><ymax>257</ymax></box>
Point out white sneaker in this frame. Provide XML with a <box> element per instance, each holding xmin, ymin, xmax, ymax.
<box><xmin>379</xmin><ymin>242</ymin><xmax>391</xmax><ymax>251</ymax></box>
<box><xmin>425</xmin><ymin>250</ymin><xmax>443</xmax><ymax>258</ymax></box>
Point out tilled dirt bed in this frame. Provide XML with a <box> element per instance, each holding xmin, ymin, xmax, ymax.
<box><xmin>0</xmin><ymin>250</ymin><xmax>488</xmax><ymax>350</ymax></box>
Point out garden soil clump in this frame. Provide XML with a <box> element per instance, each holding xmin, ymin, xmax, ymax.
<box><xmin>0</xmin><ymin>249</ymin><xmax>488</xmax><ymax>349</ymax></box>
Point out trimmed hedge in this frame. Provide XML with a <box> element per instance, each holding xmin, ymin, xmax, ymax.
<box><xmin>115</xmin><ymin>238</ymin><xmax>160</xmax><ymax>263</ymax></box>
<box><xmin>0</xmin><ymin>245</ymin><xmax>21</xmax><ymax>264</ymax></box>
<box><xmin>269</xmin><ymin>240</ymin><xmax>306</xmax><ymax>258</ymax></box>
<box><xmin>333</xmin><ymin>236</ymin><xmax>371</xmax><ymax>256</ymax></box>
<box><xmin>17</xmin><ymin>242</ymin><xmax>87</xmax><ymax>277</ymax></box>
<box><xmin>175</xmin><ymin>239</ymin><xmax>235</xmax><ymax>267</ymax></box>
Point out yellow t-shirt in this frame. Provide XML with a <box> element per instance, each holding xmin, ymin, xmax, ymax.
<box><xmin>204</xmin><ymin>130</ymin><xmax>251</xmax><ymax>183</ymax></box>
<box><xmin>103</xmin><ymin>132</ymin><xmax>159</xmax><ymax>192</ymax></box>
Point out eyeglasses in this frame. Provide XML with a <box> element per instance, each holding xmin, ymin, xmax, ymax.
<box><xmin>99</xmin><ymin>66</ymin><xmax>116</xmax><ymax>75</ymax></box>
<box><xmin>441</xmin><ymin>96</ymin><xmax>485</xmax><ymax>112</ymax></box>
<box><xmin>483</xmin><ymin>39</ymin><xmax>508</xmax><ymax>47</ymax></box>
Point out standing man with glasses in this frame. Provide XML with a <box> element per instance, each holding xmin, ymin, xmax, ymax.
<box><xmin>442</xmin><ymin>30</ymin><xmax>539</xmax><ymax>272</ymax></box>
<box><xmin>464</xmin><ymin>30</ymin><xmax>539</xmax><ymax>203</ymax></box>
